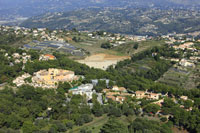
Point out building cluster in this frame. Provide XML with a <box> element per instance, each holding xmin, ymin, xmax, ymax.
<box><xmin>31</xmin><ymin>68</ymin><xmax>79</xmax><ymax>88</ymax></box>
<box><xmin>87</xmin><ymin>31</ymin><xmax>149</xmax><ymax>47</ymax></box>
<box><xmin>0</xmin><ymin>26</ymin><xmax>67</xmax><ymax>42</ymax></box>
<box><xmin>33</xmin><ymin>28</ymin><xmax>65</xmax><ymax>42</ymax></box>
<box><xmin>173</xmin><ymin>42</ymin><xmax>195</xmax><ymax>50</ymax></box>
<box><xmin>4</xmin><ymin>52</ymin><xmax>31</xmax><ymax>65</ymax></box>
<box><xmin>13</xmin><ymin>53</ymin><xmax>31</xmax><ymax>64</ymax></box>
<box><xmin>13</xmin><ymin>73</ymin><xmax>31</xmax><ymax>87</ymax></box>
<box><xmin>103</xmin><ymin>86</ymin><xmax>165</xmax><ymax>104</ymax></box>
<box><xmin>13</xmin><ymin>68</ymin><xmax>79</xmax><ymax>88</ymax></box>
<box><xmin>103</xmin><ymin>86</ymin><xmax>132</xmax><ymax>103</ymax></box>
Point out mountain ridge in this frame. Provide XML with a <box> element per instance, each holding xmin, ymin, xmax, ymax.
<box><xmin>0</xmin><ymin>0</ymin><xmax>200</xmax><ymax>18</ymax></box>
<box><xmin>20</xmin><ymin>7</ymin><xmax>200</xmax><ymax>36</ymax></box>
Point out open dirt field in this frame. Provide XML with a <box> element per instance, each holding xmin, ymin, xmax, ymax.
<box><xmin>77</xmin><ymin>53</ymin><xmax>130</xmax><ymax>70</ymax></box>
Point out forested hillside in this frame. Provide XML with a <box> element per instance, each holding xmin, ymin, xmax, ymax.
<box><xmin>0</xmin><ymin>44</ymin><xmax>200</xmax><ymax>132</ymax></box>
<box><xmin>21</xmin><ymin>8</ymin><xmax>200</xmax><ymax>35</ymax></box>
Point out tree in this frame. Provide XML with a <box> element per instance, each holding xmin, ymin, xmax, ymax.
<box><xmin>92</xmin><ymin>102</ymin><xmax>103</xmax><ymax>117</ymax></box>
<box><xmin>129</xmin><ymin>118</ymin><xmax>172</xmax><ymax>133</ymax></box>
<box><xmin>184</xmin><ymin>100</ymin><xmax>193</xmax><ymax>109</ymax></box>
<box><xmin>160</xmin><ymin>117</ymin><xmax>167</xmax><ymax>122</ymax></box>
<box><xmin>22</xmin><ymin>121</ymin><xmax>38</xmax><ymax>133</ymax></box>
<box><xmin>0</xmin><ymin>113</ymin><xmax>6</xmax><ymax>127</ymax></box>
<box><xmin>133</xmin><ymin>43</ymin><xmax>139</xmax><ymax>49</ymax></box>
<box><xmin>57</xmin><ymin>82</ymin><xmax>71</xmax><ymax>93</ymax></box>
<box><xmin>101</xmin><ymin>42</ymin><xmax>112</xmax><ymax>49</ymax></box>
<box><xmin>6</xmin><ymin>113</ymin><xmax>21</xmax><ymax>129</ymax></box>
<box><xmin>18</xmin><ymin>107</ymin><xmax>29</xmax><ymax>118</ymax></box>
<box><xmin>56</xmin><ymin>122</ymin><xmax>67</xmax><ymax>132</ymax></box>
<box><xmin>108</xmin><ymin>81</ymin><xmax>114</xmax><ymax>88</ymax></box>
<box><xmin>143</xmin><ymin>104</ymin><xmax>161</xmax><ymax>114</ymax></box>
<box><xmin>108</xmin><ymin>106</ymin><xmax>122</xmax><ymax>117</ymax></box>
<box><xmin>100</xmin><ymin>117</ymin><xmax>128</xmax><ymax>133</ymax></box>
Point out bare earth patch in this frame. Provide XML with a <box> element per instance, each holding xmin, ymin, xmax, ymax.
<box><xmin>77</xmin><ymin>53</ymin><xmax>130</xmax><ymax>70</ymax></box>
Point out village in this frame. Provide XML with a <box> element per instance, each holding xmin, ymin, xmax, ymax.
<box><xmin>1</xmin><ymin>0</ymin><xmax>200</xmax><ymax>131</ymax></box>
<box><xmin>0</xmin><ymin>25</ymin><xmax>199</xmax><ymax>133</ymax></box>
<box><xmin>12</xmin><ymin>65</ymin><xmax>195</xmax><ymax>119</ymax></box>
<box><xmin>0</xmin><ymin>25</ymin><xmax>199</xmax><ymax>120</ymax></box>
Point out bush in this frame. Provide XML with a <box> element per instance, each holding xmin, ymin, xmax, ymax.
<box><xmin>160</xmin><ymin>117</ymin><xmax>167</xmax><ymax>122</ymax></box>
<box><xmin>133</xmin><ymin>43</ymin><xmax>139</xmax><ymax>49</ymax></box>
<box><xmin>101</xmin><ymin>42</ymin><xmax>112</xmax><ymax>49</ymax></box>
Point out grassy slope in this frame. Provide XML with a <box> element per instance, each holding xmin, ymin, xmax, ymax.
<box><xmin>67</xmin><ymin>115</ymin><xmax>160</xmax><ymax>133</ymax></box>
<box><xmin>72</xmin><ymin>39</ymin><xmax>165</xmax><ymax>58</ymax></box>
<box><xmin>67</xmin><ymin>115</ymin><xmax>109</xmax><ymax>133</ymax></box>
<box><xmin>113</xmin><ymin>40</ymin><xmax>165</xmax><ymax>56</ymax></box>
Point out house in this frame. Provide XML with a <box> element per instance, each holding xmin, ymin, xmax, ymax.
<box><xmin>106</xmin><ymin>95</ymin><xmax>116</xmax><ymax>101</ymax></box>
<box><xmin>39</xmin><ymin>54</ymin><xmax>56</xmax><ymax>61</ymax></box>
<box><xmin>134</xmin><ymin>91</ymin><xmax>161</xmax><ymax>100</ymax></box>
<box><xmin>12</xmin><ymin>53</ymin><xmax>21</xmax><ymax>59</ymax></box>
<box><xmin>135</xmin><ymin>91</ymin><xmax>146</xmax><ymax>99</ymax></box>
<box><xmin>112</xmin><ymin>86</ymin><xmax>127</xmax><ymax>92</ymax></box>
<box><xmin>15</xmin><ymin>59</ymin><xmax>21</xmax><ymax>64</ymax></box>
<box><xmin>22</xmin><ymin>55</ymin><xmax>31</xmax><ymax>60</ymax></box>
<box><xmin>147</xmin><ymin>93</ymin><xmax>160</xmax><ymax>100</ymax></box>
<box><xmin>180</xmin><ymin>96</ymin><xmax>188</xmax><ymax>101</ymax></box>
<box><xmin>120</xmin><ymin>92</ymin><xmax>132</xmax><ymax>97</ymax></box>
<box><xmin>179</xmin><ymin>59</ymin><xmax>195</xmax><ymax>67</ymax></box>
<box><xmin>4</xmin><ymin>53</ymin><xmax>8</xmax><ymax>57</ymax></box>
<box><xmin>69</xmin><ymin>84</ymin><xmax>95</xmax><ymax>100</ymax></box>
<box><xmin>106</xmin><ymin>92</ymin><xmax>120</xmax><ymax>96</ymax></box>
<box><xmin>116</xmin><ymin>96</ymin><xmax>126</xmax><ymax>103</ymax></box>
<box><xmin>106</xmin><ymin>95</ymin><xmax>126</xmax><ymax>103</ymax></box>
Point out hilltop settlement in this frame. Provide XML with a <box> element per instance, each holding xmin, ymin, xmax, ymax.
<box><xmin>0</xmin><ymin>26</ymin><xmax>199</xmax><ymax>133</ymax></box>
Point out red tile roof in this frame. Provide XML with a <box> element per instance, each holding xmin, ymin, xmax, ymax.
<box><xmin>44</xmin><ymin>54</ymin><xmax>55</xmax><ymax>59</ymax></box>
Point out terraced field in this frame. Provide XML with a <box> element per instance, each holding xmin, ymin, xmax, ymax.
<box><xmin>158</xmin><ymin>63</ymin><xmax>200</xmax><ymax>89</ymax></box>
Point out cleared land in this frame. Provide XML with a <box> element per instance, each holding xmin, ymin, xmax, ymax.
<box><xmin>75</xmin><ymin>40</ymin><xmax>165</xmax><ymax>70</ymax></box>
<box><xmin>77</xmin><ymin>53</ymin><xmax>130</xmax><ymax>70</ymax></box>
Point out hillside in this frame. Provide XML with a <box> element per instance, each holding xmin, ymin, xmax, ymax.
<box><xmin>1</xmin><ymin>0</ymin><xmax>200</xmax><ymax>25</ymax></box>
<box><xmin>21</xmin><ymin>8</ymin><xmax>200</xmax><ymax>35</ymax></box>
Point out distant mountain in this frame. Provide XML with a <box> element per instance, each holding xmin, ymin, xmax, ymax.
<box><xmin>0</xmin><ymin>0</ymin><xmax>200</xmax><ymax>18</ymax></box>
<box><xmin>20</xmin><ymin>7</ymin><xmax>200</xmax><ymax>36</ymax></box>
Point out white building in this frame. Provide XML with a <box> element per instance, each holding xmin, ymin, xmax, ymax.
<box><xmin>69</xmin><ymin>84</ymin><xmax>95</xmax><ymax>100</ymax></box>
<box><xmin>12</xmin><ymin>53</ymin><xmax>21</xmax><ymax>59</ymax></box>
<box><xmin>179</xmin><ymin>59</ymin><xmax>195</xmax><ymax>67</ymax></box>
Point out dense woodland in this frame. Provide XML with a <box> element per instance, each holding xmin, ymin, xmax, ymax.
<box><xmin>0</xmin><ymin>44</ymin><xmax>200</xmax><ymax>132</ymax></box>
